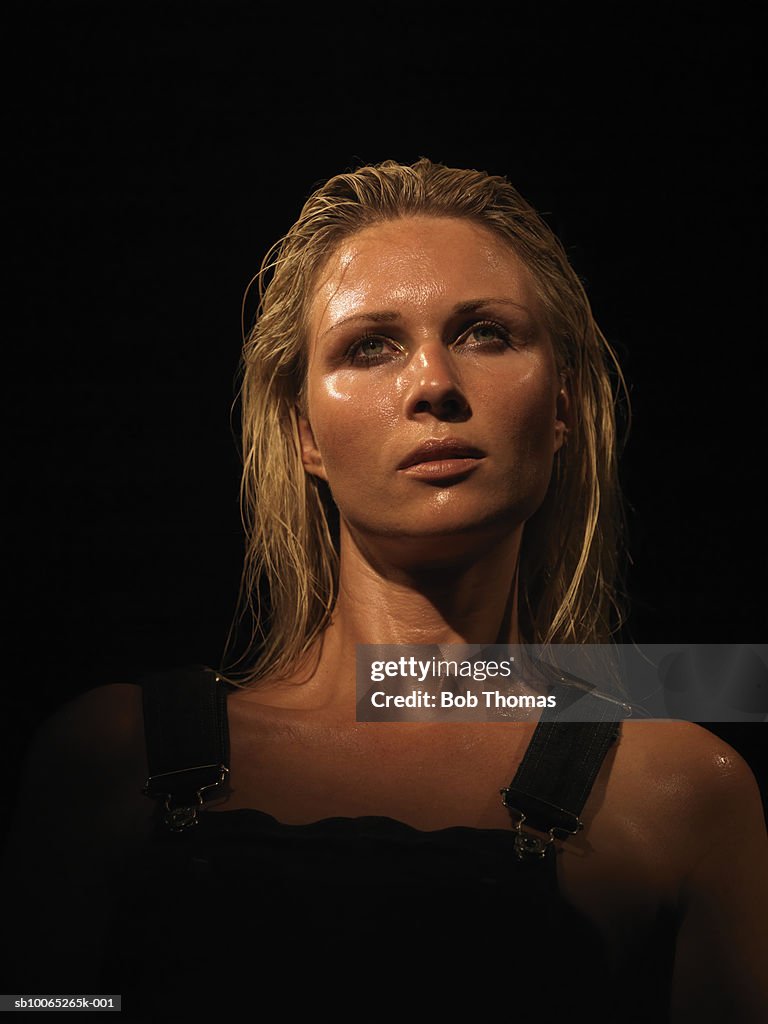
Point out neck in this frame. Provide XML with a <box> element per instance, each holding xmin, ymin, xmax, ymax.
<box><xmin>336</xmin><ymin>522</ymin><xmax>523</xmax><ymax>644</ymax></box>
<box><xmin>284</xmin><ymin>522</ymin><xmax>524</xmax><ymax>709</ymax></box>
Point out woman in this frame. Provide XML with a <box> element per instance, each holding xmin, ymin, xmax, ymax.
<box><xmin>5</xmin><ymin>159</ymin><xmax>766</xmax><ymax>1020</ymax></box>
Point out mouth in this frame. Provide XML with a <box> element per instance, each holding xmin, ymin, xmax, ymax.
<box><xmin>397</xmin><ymin>439</ymin><xmax>486</xmax><ymax>480</ymax></box>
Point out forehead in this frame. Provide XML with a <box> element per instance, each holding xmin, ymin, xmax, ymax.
<box><xmin>308</xmin><ymin>216</ymin><xmax>540</xmax><ymax>336</ymax></box>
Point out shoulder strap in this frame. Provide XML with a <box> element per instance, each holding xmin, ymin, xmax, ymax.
<box><xmin>500</xmin><ymin>691</ymin><xmax>621</xmax><ymax>859</ymax></box>
<box><xmin>141</xmin><ymin>664</ymin><xmax>230</xmax><ymax>832</ymax></box>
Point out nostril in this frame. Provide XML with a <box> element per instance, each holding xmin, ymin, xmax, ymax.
<box><xmin>441</xmin><ymin>396</ymin><xmax>463</xmax><ymax>416</ymax></box>
<box><xmin>413</xmin><ymin>394</ymin><xmax>468</xmax><ymax>420</ymax></box>
<box><xmin>414</xmin><ymin>394</ymin><xmax>470</xmax><ymax>423</ymax></box>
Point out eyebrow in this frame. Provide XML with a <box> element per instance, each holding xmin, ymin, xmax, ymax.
<box><xmin>321</xmin><ymin>298</ymin><xmax>534</xmax><ymax>338</ymax></box>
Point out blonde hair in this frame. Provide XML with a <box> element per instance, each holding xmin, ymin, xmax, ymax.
<box><xmin>221</xmin><ymin>158</ymin><xmax>628</xmax><ymax>686</ymax></box>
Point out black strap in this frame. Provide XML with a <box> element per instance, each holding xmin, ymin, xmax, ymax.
<box><xmin>501</xmin><ymin>686</ymin><xmax>621</xmax><ymax>838</ymax></box>
<box><xmin>141</xmin><ymin>665</ymin><xmax>230</xmax><ymax>828</ymax></box>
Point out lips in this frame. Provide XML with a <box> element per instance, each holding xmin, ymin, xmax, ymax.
<box><xmin>397</xmin><ymin>439</ymin><xmax>485</xmax><ymax>470</ymax></box>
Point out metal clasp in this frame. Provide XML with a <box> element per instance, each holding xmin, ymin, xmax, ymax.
<box><xmin>503</xmin><ymin>804</ymin><xmax>556</xmax><ymax>860</ymax></box>
<box><xmin>164</xmin><ymin>802</ymin><xmax>201</xmax><ymax>831</ymax></box>
<box><xmin>499</xmin><ymin>788</ymin><xmax>582</xmax><ymax>861</ymax></box>
<box><xmin>144</xmin><ymin>764</ymin><xmax>229</xmax><ymax>832</ymax></box>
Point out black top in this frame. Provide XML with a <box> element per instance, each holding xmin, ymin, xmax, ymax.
<box><xmin>98</xmin><ymin>666</ymin><xmax>676</xmax><ymax>1021</ymax></box>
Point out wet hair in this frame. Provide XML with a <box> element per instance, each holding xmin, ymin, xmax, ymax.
<box><xmin>221</xmin><ymin>158</ymin><xmax>628</xmax><ymax>686</ymax></box>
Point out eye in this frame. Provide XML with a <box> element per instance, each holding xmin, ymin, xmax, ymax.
<box><xmin>457</xmin><ymin>320</ymin><xmax>513</xmax><ymax>351</ymax></box>
<box><xmin>345</xmin><ymin>334</ymin><xmax>401</xmax><ymax>367</ymax></box>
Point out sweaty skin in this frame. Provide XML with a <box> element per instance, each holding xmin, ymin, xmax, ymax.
<box><xmin>300</xmin><ymin>215</ymin><xmax>567</xmax><ymax>554</ymax></box>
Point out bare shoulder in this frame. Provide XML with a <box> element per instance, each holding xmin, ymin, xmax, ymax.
<box><xmin>612</xmin><ymin>727</ymin><xmax>768</xmax><ymax>1019</ymax></box>
<box><xmin>34</xmin><ymin>680</ymin><xmax>144</xmax><ymax>744</ymax></box>
<box><xmin>606</xmin><ymin>720</ymin><xmax>766</xmax><ymax>885</ymax></box>
<box><xmin>9</xmin><ymin>683</ymin><xmax>153</xmax><ymax>845</ymax></box>
<box><xmin>614</xmin><ymin>720</ymin><xmax>765</xmax><ymax>821</ymax></box>
<box><xmin>3</xmin><ymin>685</ymin><xmax>155</xmax><ymax>989</ymax></box>
<box><xmin>23</xmin><ymin>683</ymin><xmax>147</xmax><ymax>782</ymax></box>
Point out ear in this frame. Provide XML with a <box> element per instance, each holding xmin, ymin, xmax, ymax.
<box><xmin>553</xmin><ymin>374</ymin><xmax>571</xmax><ymax>454</ymax></box>
<box><xmin>297</xmin><ymin>410</ymin><xmax>328</xmax><ymax>482</ymax></box>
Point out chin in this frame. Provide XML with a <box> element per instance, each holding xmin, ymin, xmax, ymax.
<box><xmin>343</xmin><ymin>509</ymin><xmax>527</xmax><ymax>571</ymax></box>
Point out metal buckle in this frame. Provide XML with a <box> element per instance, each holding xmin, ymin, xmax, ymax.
<box><xmin>505</xmin><ymin>806</ymin><xmax>556</xmax><ymax>860</ymax></box>
<box><xmin>499</xmin><ymin>788</ymin><xmax>582</xmax><ymax>861</ymax></box>
<box><xmin>144</xmin><ymin>764</ymin><xmax>230</xmax><ymax>832</ymax></box>
<box><xmin>164</xmin><ymin>802</ymin><xmax>201</xmax><ymax>831</ymax></box>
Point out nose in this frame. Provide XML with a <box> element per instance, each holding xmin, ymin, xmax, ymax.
<box><xmin>404</xmin><ymin>342</ymin><xmax>471</xmax><ymax>423</ymax></box>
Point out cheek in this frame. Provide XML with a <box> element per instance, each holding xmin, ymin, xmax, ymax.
<box><xmin>306</xmin><ymin>372</ymin><xmax>400</xmax><ymax>479</ymax></box>
<box><xmin>486</xmin><ymin>381</ymin><xmax>558</xmax><ymax>518</ymax></box>
<box><xmin>490</xmin><ymin>367</ymin><xmax>558</xmax><ymax>450</ymax></box>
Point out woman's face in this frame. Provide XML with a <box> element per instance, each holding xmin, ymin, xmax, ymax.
<box><xmin>299</xmin><ymin>216</ymin><xmax>568</xmax><ymax>558</ymax></box>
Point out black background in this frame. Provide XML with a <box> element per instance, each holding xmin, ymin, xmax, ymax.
<box><xmin>4</xmin><ymin>2</ymin><xmax>766</xmax><ymax>822</ymax></box>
